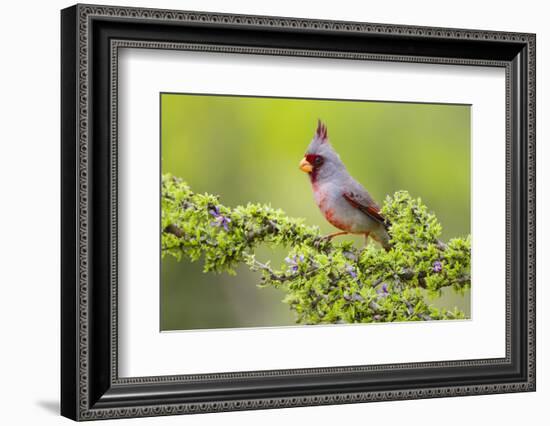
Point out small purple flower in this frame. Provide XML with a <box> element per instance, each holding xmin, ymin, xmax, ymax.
<box><xmin>285</xmin><ymin>254</ymin><xmax>304</xmax><ymax>272</ymax></box>
<box><xmin>343</xmin><ymin>250</ymin><xmax>357</xmax><ymax>261</ymax></box>
<box><xmin>377</xmin><ymin>283</ymin><xmax>389</xmax><ymax>297</ymax></box>
<box><xmin>209</xmin><ymin>205</ymin><xmax>231</xmax><ymax>231</ymax></box>
<box><xmin>208</xmin><ymin>205</ymin><xmax>221</xmax><ymax>217</ymax></box>
<box><xmin>432</xmin><ymin>260</ymin><xmax>443</xmax><ymax>273</ymax></box>
<box><xmin>345</xmin><ymin>264</ymin><xmax>357</xmax><ymax>279</ymax></box>
<box><xmin>215</xmin><ymin>215</ymin><xmax>231</xmax><ymax>231</ymax></box>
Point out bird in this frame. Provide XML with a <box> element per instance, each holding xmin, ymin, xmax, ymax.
<box><xmin>299</xmin><ymin>120</ymin><xmax>391</xmax><ymax>250</ymax></box>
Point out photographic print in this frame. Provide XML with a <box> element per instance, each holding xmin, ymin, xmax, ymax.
<box><xmin>161</xmin><ymin>93</ymin><xmax>471</xmax><ymax>331</ymax></box>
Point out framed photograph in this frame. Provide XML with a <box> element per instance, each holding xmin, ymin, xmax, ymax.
<box><xmin>61</xmin><ymin>4</ymin><xmax>536</xmax><ymax>421</ymax></box>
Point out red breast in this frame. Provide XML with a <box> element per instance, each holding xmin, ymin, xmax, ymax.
<box><xmin>314</xmin><ymin>187</ymin><xmax>352</xmax><ymax>232</ymax></box>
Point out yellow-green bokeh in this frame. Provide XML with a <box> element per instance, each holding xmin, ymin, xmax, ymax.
<box><xmin>161</xmin><ymin>93</ymin><xmax>471</xmax><ymax>330</ymax></box>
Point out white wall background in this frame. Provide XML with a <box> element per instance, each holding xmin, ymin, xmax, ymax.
<box><xmin>0</xmin><ymin>0</ymin><xmax>546</xmax><ymax>424</ymax></box>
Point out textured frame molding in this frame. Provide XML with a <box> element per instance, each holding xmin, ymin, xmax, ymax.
<box><xmin>61</xmin><ymin>3</ymin><xmax>536</xmax><ymax>421</ymax></box>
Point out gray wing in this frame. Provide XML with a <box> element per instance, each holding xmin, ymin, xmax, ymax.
<box><xmin>342</xmin><ymin>179</ymin><xmax>388</xmax><ymax>227</ymax></box>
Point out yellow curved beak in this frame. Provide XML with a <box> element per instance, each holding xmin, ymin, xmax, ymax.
<box><xmin>299</xmin><ymin>157</ymin><xmax>313</xmax><ymax>173</ymax></box>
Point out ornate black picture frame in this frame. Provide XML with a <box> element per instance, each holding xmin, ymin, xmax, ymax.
<box><xmin>61</xmin><ymin>4</ymin><xmax>535</xmax><ymax>421</ymax></box>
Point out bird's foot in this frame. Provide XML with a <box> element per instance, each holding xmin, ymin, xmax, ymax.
<box><xmin>322</xmin><ymin>231</ymin><xmax>350</xmax><ymax>241</ymax></box>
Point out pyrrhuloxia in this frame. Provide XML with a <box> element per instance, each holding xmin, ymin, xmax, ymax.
<box><xmin>299</xmin><ymin>120</ymin><xmax>391</xmax><ymax>250</ymax></box>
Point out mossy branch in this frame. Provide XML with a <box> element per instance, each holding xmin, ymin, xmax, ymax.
<box><xmin>162</xmin><ymin>174</ymin><xmax>471</xmax><ymax>324</ymax></box>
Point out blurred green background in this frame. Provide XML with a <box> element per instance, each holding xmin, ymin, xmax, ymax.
<box><xmin>161</xmin><ymin>93</ymin><xmax>471</xmax><ymax>331</ymax></box>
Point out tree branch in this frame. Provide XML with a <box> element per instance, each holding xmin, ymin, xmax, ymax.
<box><xmin>161</xmin><ymin>174</ymin><xmax>471</xmax><ymax>324</ymax></box>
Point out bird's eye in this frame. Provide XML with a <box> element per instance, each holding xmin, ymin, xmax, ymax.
<box><xmin>314</xmin><ymin>156</ymin><xmax>323</xmax><ymax>166</ymax></box>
